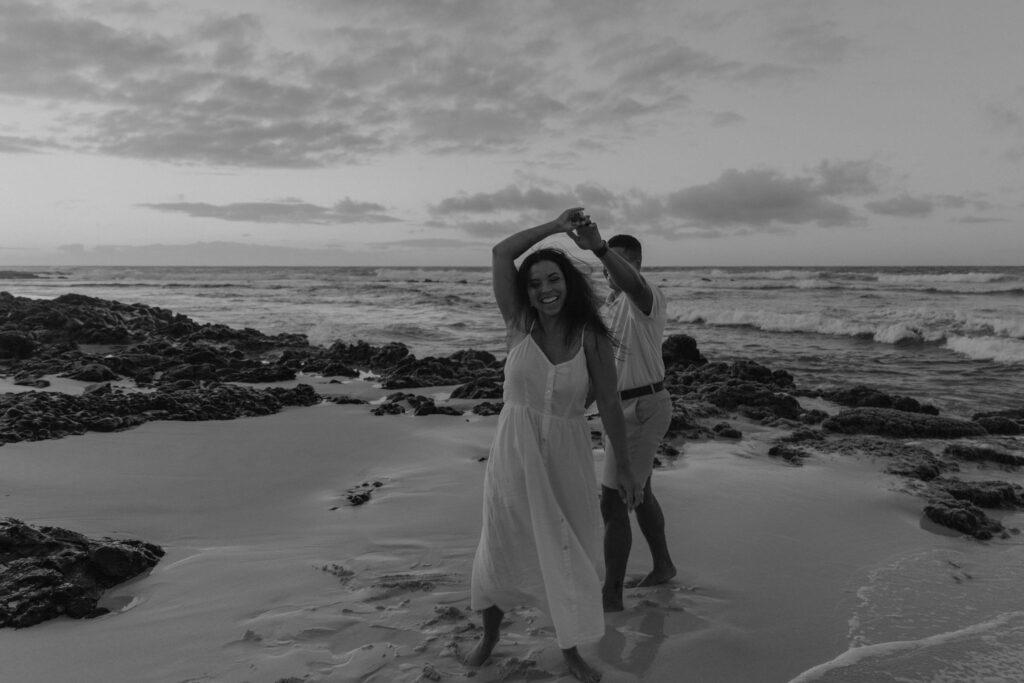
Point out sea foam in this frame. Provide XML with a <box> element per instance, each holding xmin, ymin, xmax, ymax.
<box><xmin>945</xmin><ymin>335</ymin><xmax>1024</xmax><ymax>363</ymax></box>
<box><xmin>788</xmin><ymin>612</ymin><xmax>1024</xmax><ymax>683</ymax></box>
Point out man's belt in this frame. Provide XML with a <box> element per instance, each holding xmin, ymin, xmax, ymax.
<box><xmin>619</xmin><ymin>381</ymin><xmax>665</xmax><ymax>401</ymax></box>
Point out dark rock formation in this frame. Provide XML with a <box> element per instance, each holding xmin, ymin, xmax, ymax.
<box><xmin>822</xmin><ymin>408</ymin><xmax>987</xmax><ymax>438</ymax></box>
<box><xmin>943</xmin><ymin>443</ymin><xmax>1024</xmax><ymax>468</ymax></box>
<box><xmin>0</xmin><ymin>518</ymin><xmax>164</xmax><ymax>628</ymax></box>
<box><xmin>343</xmin><ymin>481</ymin><xmax>383</xmax><ymax>506</ymax></box>
<box><xmin>972</xmin><ymin>409</ymin><xmax>1024</xmax><ymax>436</ymax></box>
<box><xmin>700</xmin><ymin>381</ymin><xmax>803</xmax><ymax>420</ymax></box>
<box><xmin>322</xmin><ymin>395</ymin><xmax>369</xmax><ymax>406</ymax></box>
<box><xmin>800</xmin><ymin>409</ymin><xmax>829</xmax><ymax>425</ymax></box>
<box><xmin>662</xmin><ymin>334</ymin><xmax>707</xmax><ymax>369</ymax></box>
<box><xmin>0</xmin><ymin>331</ymin><xmax>36</xmax><ymax>359</ymax></box>
<box><xmin>370</xmin><ymin>393</ymin><xmax>464</xmax><ymax>417</ymax></box>
<box><xmin>450</xmin><ymin>377</ymin><xmax>504</xmax><ymax>400</ymax></box>
<box><xmin>381</xmin><ymin>350</ymin><xmax>502</xmax><ymax>390</ymax></box>
<box><xmin>767</xmin><ymin>444</ymin><xmax>810</xmax><ymax>465</ymax></box>
<box><xmin>885</xmin><ymin>451</ymin><xmax>954</xmax><ymax>481</ymax></box>
<box><xmin>0</xmin><ymin>383</ymin><xmax>320</xmax><ymax>445</ymax></box>
<box><xmin>934</xmin><ymin>478</ymin><xmax>1024</xmax><ymax>509</ymax></box>
<box><xmin>471</xmin><ymin>402</ymin><xmax>503</xmax><ymax>416</ymax></box>
<box><xmin>712</xmin><ymin>422</ymin><xmax>742</xmax><ymax>439</ymax></box>
<box><xmin>923</xmin><ymin>500</ymin><xmax>1006</xmax><ymax>540</ymax></box>
<box><xmin>821</xmin><ymin>385</ymin><xmax>939</xmax><ymax>415</ymax></box>
<box><xmin>972</xmin><ymin>416</ymin><xmax>1022</xmax><ymax>435</ymax></box>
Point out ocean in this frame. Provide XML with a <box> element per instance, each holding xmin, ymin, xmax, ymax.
<box><xmin>3</xmin><ymin>263</ymin><xmax>1024</xmax><ymax>681</ymax></box>
<box><xmin>3</xmin><ymin>264</ymin><xmax>1021</xmax><ymax>418</ymax></box>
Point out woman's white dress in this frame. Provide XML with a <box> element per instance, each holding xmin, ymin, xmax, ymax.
<box><xmin>470</xmin><ymin>328</ymin><xmax>604</xmax><ymax>649</ymax></box>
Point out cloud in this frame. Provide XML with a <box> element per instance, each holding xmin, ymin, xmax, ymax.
<box><xmin>773</xmin><ymin>19</ymin><xmax>852</xmax><ymax>65</ymax></box>
<box><xmin>364</xmin><ymin>237</ymin><xmax>480</xmax><ymax>249</ymax></box>
<box><xmin>46</xmin><ymin>241</ymin><xmax>354</xmax><ymax>266</ymax></box>
<box><xmin>813</xmin><ymin>160</ymin><xmax>883</xmax><ymax>196</ymax></box>
<box><xmin>985</xmin><ymin>102</ymin><xmax>1023</xmax><ymax>134</ymax></box>
<box><xmin>957</xmin><ymin>215</ymin><xmax>1006</xmax><ymax>224</ymax></box>
<box><xmin>0</xmin><ymin>1</ymin><xmax>795</xmax><ymax>168</ymax></box>
<box><xmin>141</xmin><ymin>198</ymin><xmax>400</xmax><ymax>224</ymax></box>
<box><xmin>431</xmin><ymin>185</ymin><xmax>575</xmax><ymax>215</ymax></box>
<box><xmin>865</xmin><ymin>194</ymin><xmax>934</xmax><ymax>217</ymax></box>
<box><xmin>665</xmin><ymin>168</ymin><xmax>858</xmax><ymax>228</ymax></box>
<box><xmin>0</xmin><ymin>134</ymin><xmax>47</xmax><ymax>153</ymax></box>
<box><xmin>432</xmin><ymin>160</ymin><xmax>885</xmax><ymax>240</ymax></box>
<box><xmin>711</xmin><ymin>111</ymin><xmax>745</xmax><ymax>127</ymax></box>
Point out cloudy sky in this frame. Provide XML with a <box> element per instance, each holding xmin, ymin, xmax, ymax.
<box><xmin>2</xmin><ymin>0</ymin><xmax>1022</xmax><ymax>267</ymax></box>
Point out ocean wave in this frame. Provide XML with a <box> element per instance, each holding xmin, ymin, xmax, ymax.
<box><xmin>374</xmin><ymin>267</ymin><xmax>489</xmax><ymax>284</ymax></box>
<box><xmin>788</xmin><ymin>611</ymin><xmax>1024</xmax><ymax>683</ymax></box>
<box><xmin>877</xmin><ymin>271</ymin><xmax>1014</xmax><ymax>285</ymax></box>
<box><xmin>945</xmin><ymin>335</ymin><xmax>1024</xmax><ymax>364</ymax></box>
<box><xmin>670</xmin><ymin>308</ymin><xmax>938</xmax><ymax>344</ymax></box>
<box><xmin>379</xmin><ymin>322</ymin><xmax>453</xmax><ymax>341</ymax></box>
<box><xmin>923</xmin><ymin>286</ymin><xmax>1024</xmax><ymax>296</ymax></box>
<box><xmin>708</xmin><ymin>268</ymin><xmax>825</xmax><ymax>281</ymax></box>
<box><xmin>161</xmin><ymin>282</ymin><xmax>260</xmax><ymax>289</ymax></box>
<box><xmin>668</xmin><ymin>306</ymin><xmax>1024</xmax><ymax>348</ymax></box>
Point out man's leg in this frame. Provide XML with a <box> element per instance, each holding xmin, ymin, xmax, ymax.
<box><xmin>600</xmin><ymin>485</ymin><xmax>631</xmax><ymax>612</ymax></box>
<box><xmin>634</xmin><ymin>477</ymin><xmax>676</xmax><ymax>586</ymax></box>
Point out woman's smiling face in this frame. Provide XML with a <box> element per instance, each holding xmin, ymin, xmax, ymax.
<box><xmin>527</xmin><ymin>259</ymin><xmax>567</xmax><ymax>317</ymax></box>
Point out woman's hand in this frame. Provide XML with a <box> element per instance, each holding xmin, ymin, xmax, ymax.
<box><xmin>618</xmin><ymin>468</ymin><xmax>644</xmax><ymax>510</ymax></box>
<box><xmin>555</xmin><ymin>207</ymin><xmax>588</xmax><ymax>232</ymax></box>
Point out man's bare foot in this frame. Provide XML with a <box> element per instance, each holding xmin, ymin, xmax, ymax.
<box><xmin>463</xmin><ymin>636</ymin><xmax>497</xmax><ymax>667</ymax></box>
<box><xmin>602</xmin><ymin>590</ymin><xmax>624</xmax><ymax>613</ymax></box>
<box><xmin>562</xmin><ymin>647</ymin><xmax>602</xmax><ymax>682</ymax></box>
<box><xmin>636</xmin><ymin>565</ymin><xmax>677</xmax><ymax>587</ymax></box>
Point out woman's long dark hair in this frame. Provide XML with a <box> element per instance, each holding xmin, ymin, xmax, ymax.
<box><xmin>514</xmin><ymin>248</ymin><xmax>615</xmax><ymax>348</ymax></box>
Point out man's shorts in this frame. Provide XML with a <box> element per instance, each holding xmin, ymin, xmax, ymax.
<box><xmin>602</xmin><ymin>388</ymin><xmax>672</xmax><ymax>489</ymax></box>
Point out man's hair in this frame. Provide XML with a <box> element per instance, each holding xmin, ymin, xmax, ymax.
<box><xmin>608</xmin><ymin>234</ymin><xmax>642</xmax><ymax>260</ymax></box>
<box><xmin>514</xmin><ymin>248</ymin><xmax>614</xmax><ymax>347</ymax></box>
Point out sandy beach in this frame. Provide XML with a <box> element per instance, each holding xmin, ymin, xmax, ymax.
<box><xmin>4</xmin><ymin>372</ymin><xmax>1020</xmax><ymax>683</ymax></box>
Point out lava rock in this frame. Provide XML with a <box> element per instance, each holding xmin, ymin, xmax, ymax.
<box><xmin>0</xmin><ymin>518</ymin><xmax>164</xmax><ymax>628</ymax></box>
<box><xmin>923</xmin><ymin>500</ymin><xmax>1005</xmax><ymax>540</ymax></box>
<box><xmin>822</xmin><ymin>408</ymin><xmax>987</xmax><ymax>438</ymax></box>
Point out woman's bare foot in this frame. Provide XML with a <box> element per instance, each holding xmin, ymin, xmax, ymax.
<box><xmin>465</xmin><ymin>605</ymin><xmax>503</xmax><ymax>666</ymax></box>
<box><xmin>464</xmin><ymin>635</ymin><xmax>498</xmax><ymax>667</ymax></box>
<box><xmin>562</xmin><ymin>647</ymin><xmax>602</xmax><ymax>682</ymax></box>
<box><xmin>636</xmin><ymin>564</ymin><xmax>676</xmax><ymax>587</ymax></box>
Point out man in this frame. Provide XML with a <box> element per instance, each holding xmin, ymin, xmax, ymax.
<box><xmin>570</xmin><ymin>218</ymin><xmax>676</xmax><ymax>612</ymax></box>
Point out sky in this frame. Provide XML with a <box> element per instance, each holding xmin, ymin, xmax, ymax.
<box><xmin>1</xmin><ymin>0</ymin><xmax>1022</xmax><ymax>267</ymax></box>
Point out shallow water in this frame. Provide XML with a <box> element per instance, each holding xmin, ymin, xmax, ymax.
<box><xmin>791</xmin><ymin>524</ymin><xmax>1024</xmax><ymax>683</ymax></box>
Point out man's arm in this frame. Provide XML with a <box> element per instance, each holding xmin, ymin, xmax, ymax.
<box><xmin>600</xmin><ymin>248</ymin><xmax>653</xmax><ymax>316</ymax></box>
<box><xmin>568</xmin><ymin>222</ymin><xmax>653</xmax><ymax>315</ymax></box>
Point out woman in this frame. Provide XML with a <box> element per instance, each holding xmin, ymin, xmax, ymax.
<box><xmin>467</xmin><ymin>208</ymin><xmax>641</xmax><ymax>683</ymax></box>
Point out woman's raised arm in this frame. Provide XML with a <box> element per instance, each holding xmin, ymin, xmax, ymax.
<box><xmin>492</xmin><ymin>208</ymin><xmax>585</xmax><ymax>324</ymax></box>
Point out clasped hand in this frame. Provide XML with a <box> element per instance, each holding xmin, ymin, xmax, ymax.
<box><xmin>556</xmin><ymin>207</ymin><xmax>604</xmax><ymax>251</ymax></box>
<box><xmin>619</xmin><ymin>474</ymin><xmax>644</xmax><ymax>510</ymax></box>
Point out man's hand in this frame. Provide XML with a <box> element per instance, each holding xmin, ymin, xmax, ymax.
<box><xmin>567</xmin><ymin>219</ymin><xmax>604</xmax><ymax>251</ymax></box>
